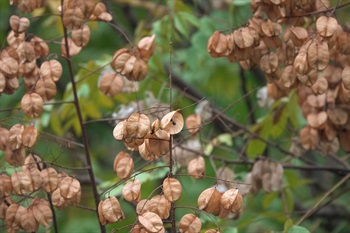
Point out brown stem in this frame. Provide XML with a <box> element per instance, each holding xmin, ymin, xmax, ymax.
<box><xmin>47</xmin><ymin>193</ymin><xmax>58</xmax><ymax>233</ymax></box>
<box><xmin>60</xmin><ymin>1</ymin><xmax>105</xmax><ymax>232</ymax></box>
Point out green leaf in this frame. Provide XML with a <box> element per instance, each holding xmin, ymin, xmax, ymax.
<box><xmin>288</xmin><ymin>226</ymin><xmax>310</xmax><ymax>233</ymax></box>
<box><xmin>178</xmin><ymin>12</ymin><xmax>200</xmax><ymax>27</ymax></box>
<box><xmin>246</xmin><ymin>139</ymin><xmax>267</xmax><ymax>159</ymax></box>
<box><xmin>270</xmin><ymin>107</ymin><xmax>287</xmax><ymax>138</ymax></box>
<box><xmin>262</xmin><ymin>191</ymin><xmax>279</xmax><ymax>209</ymax></box>
<box><xmin>284</xmin><ymin>219</ymin><xmax>294</xmax><ymax>233</ymax></box>
<box><xmin>223</xmin><ymin>227</ymin><xmax>238</xmax><ymax>233</ymax></box>
<box><xmin>232</xmin><ymin>0</ymin><xmax>251</xmax><ymax>6</ymax></box>
<box><xmin>284</xmin><ymin>188</ymin><xmax>295</xmax><ymax>213</ymax></box>
<box><xmin>174</xmin><ymin>14</ymin><xmax>189</xmax><ymax>39</ymax></box>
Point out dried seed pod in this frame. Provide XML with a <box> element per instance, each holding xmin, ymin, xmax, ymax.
<box><xmin>233</xmin><ymin>27</ymin><xmax>256</xmax><ymax>49</ymax></box>
<box><xmin>113</xmin><ymin>120</ymin><xmax>127</xmax><ymax>141</ymax></box>
<box><xmin>327</xmin><ymin>108</ymin><xmax>348</xmax><ymax>127</ymax></box>
<box><xmin>339</xmin><ymin>129</ymin><xmax>350</xmax><ymax>152</ymax></box>
<box><xmin>161</xmin><ymin>110</ymin><xmax>184</xmax><ymax>135</ymax></box>
<box><xmin>9</xmin><ymin>15</ymin><xmax>30</xmax><ymax>35</ymax></box>
<box><xmin>90</xmin><ymin>2</ymin><xmax>113</xmax><ymax>21</ymax></box>
<box><xmin>148</xmin><ymin>195</ymin><xmax>171</xmax><ymax>219</ymax></box>
<box><xmin>126</xmin><ymin>113</ymin><xmax>150</xmax><ymax>139</ymax></box>
<box><xmin>31</xmin><ymin>36</ymin><xmax>49</xmax><ymax>58</ymax></box>
<box><xmin>122</xmin><ymin>179</ymin><xmax>141</xmax><ymax>202</ymax></box>
<box><xmin>143</xmin><ymin>130</ymin><xmax>170</xmax><ymax>158</ymax></box>
<box><xmin>163</xmin><ymin>178</ymin><xmax>182</xmax><ymax>202</ymax></box>
<box><xmin>8</xmin><ymin>124</ymin><xmax>24</xmax><ymax>150</ymax></box>
<box><xmin>21</xmin><ymin>93</ymin><xmax>43</xmax><ymax>118</ymax></box>
<box><xmin>197</xmin><ymin>187</ymin><xmax>222</xmax><ymax>215</ymax></box>
<box><xmin>31</xmin><ymin>199</ymin><xmax>53</xmax><ymax>227</ymax></box>
<box><xmin>0</xmin><ymin>174</ymin><xmax>13</xmax><ymax>197</ymax></box>
<box><xmin>60</xmin><ymin>177</ymin><xmax>81</xmax><ymax>200</ymax></box>
<box><xmin>5</xmin><ymin>203</ymin><xmax>26</xmax><ymax>232</ymax></box>
<box><xmin>61</xmin><ymin>37</ymin><xmax>82</xmax><ymax>57</ymax></box>
<box><xmin>311</xmin><ymin>76</ymin><xmax>328</xmax><ymax>95</ymax></box>
<box><xmin>216</xmin><ymin>166</ymin><xmax>235</xmax><ymax>189</ymax></box>
<box><xmin>99</xmin><ymin>196</ymin><xmax>124</xmax><ymax>224</ymax></box>
<box><xmin>207</xmin><ymin>31</ymin><xmax>229</xmax><ymax>57</ymax></box>
<box><xmin>136</xmin><ymin>199</ymin><xmax>152</xmax><ymax>215</ymax></box>
<box><xmin>342</xmin><ymin>66</ymin><xmax>350</xmax><ymax>90</ymax></box>
<box><xmin>138</xmin><ymin>212</ymin><xmax>163</xmax><ymax>233</ymax></box>
<box><xmin>179</xmin><ymin>214</ymin><xmax>202</xmax><ymax>233</ymax></box>
<box><xmin>0</xmin><ymin>72</ymin><xmax>5</xmax><ymax>93</ymax></box>
<box><xmin>5</xmin><ymin>146</ymin><xmax>25</xmax><ymax>167</ymax></box>
<box><xmin>21</xmin><ymin>207</ymin><xmax>39</xmax><ymax>232</ymax></box>
<box><xmin>113</xmin><ymin>151</ymin><xmax>134</xmax><ymax>179</ymax></box>
<box><xmin>11</xmin><ymin>171</ymin><xmax>33</xmax><ymax>195</ymax></box>
<box><xmin>0</xmin><ymin>197</ymin><xmax>13</xmax><ymax>219</ymax></box>
<box><xmin>187</xmin><ymin>156</ymin><xmax>205</xmax><ymax>179</ymax></box>
<box><xmin>137</xmin><ymin>34</ymin><xmax>156</xmax><ymax>62</ymax></box>
<box><xmin>294</xmin><ymin>52</ymin><xmax>309</xmax><ymax>75</ymax></box>
<box><xmin>40</xmin><ymin>167</ymin><xmax>59</xmax><ymax>193</ymax></box>
<box><xmin>40</xmin><ymin>60</ymin><xmax>63</xmax><ymax>82</ymax></box>
<box><xmin>289</xmin><ymin>27</ymin><xmax>308</xmax><ymax>47</ymax></box>
<box><xmin>26</xmin><ymin>168</ymin><xmax>42</xmax><ymax>191</ymax></box>
<box><xmin>23</xmin><ymin>153</ymin><xmax>43</xmax><ymax>172</ymax></box>
<box><xmin>51</xmin><ymin>188</ymin><xmax>68</xmax><ymax>210</ymax></box>
<box><xmin>280</xmin><ymin>65</ymin><xmax>297</xmax><ymax>88</ymax></box>
<box><xmin>62</xmin><ymin>4</ymin><xmax>85</xmax><ymax>30</ymax></box>
<box><xmin>34</xmin><ymin>77</ymin><xmax>57</xmax><ymax>101</ymax></box>
<box><xmin>19</xmin><ymin>60</ymin><xmax>36</xmax><ymax>76</ymax></box>
<box><xmin>0</xmin><ymin>57</ymin><xmax>18</xmax><ymax>76</ymax></box>
<box><xmin>17</xmin><ymin>41</ymin><xmax>36</xmax><ymax>63</ymax></box>
<box><xmin>220</xmin><ymin>188</ymin><xmax>243</xmax><ymax>213</ymax></box>
<box><xmin>260</xmin><ymin>53</ymin><xmax>278</xmax><ymax>74</ymax></box>
<box><xmin>21</xmin><ymin>125</ymin><xmax>38</xmax><ymax>147</ymax></box>
<box><xmin>0</xmin><ymin>127</ymin><xmax>9</xmax><ymax>150</ymax></box>
<box><xmin>6</xmin><ymin>30</ymin><xmax>25</xmax><ymax>49</ymax></box>
<box><xmin>71</xmin><ymin>25</ymin><xmax>91</xmax><ymax>47</ymax></box>
<box><xmin>99</xmin><ymin>73</ymin><xmax>123</xmax><ymax>96</ymax></box>
<box><xmin>129</xmin><ymin>58</ymin><xmax>148</xmax><ymax>81</ymax></box>
<box><xmin>185</xmin><ymin>114</ymin><xmax>201</xmax><ymax>136</ymax></box>
<box><xmin>300</xmin><ymin>126</ymin><xmax>319</xmax><ymax>150</ymax></box>
<box><xmin>307</xmin><ymin>40</ymin><xmax>329</xmax><ymax>71</ymax></box>
<box><xmin>316</xmin><ymin>16</ymin><xmax>338</xmax><ymax>37</ymax></box>
<box><xmin>205</xmin><ymin>229</ymin><xmax>221</xmax><ymax>233</ymax></box>
<box><xmin>307</xmin><ymin>111</ymin><xmax>327</xmax><ymax>129</ymax></box>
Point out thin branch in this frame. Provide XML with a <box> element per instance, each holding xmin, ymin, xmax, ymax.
<box><xmin>285</xmin><ymin>1</ymin><xmax>350</xmax><ymax>18</ymax></box>
<box><xmin>60</xmin><ymin>1</ymin><xmax>105</xmax><ymax>231</ymax></box>
<box><xmin>295</xmin><ymin>172</ymin><xmax>350</xmax><ymax>225</ymax></box>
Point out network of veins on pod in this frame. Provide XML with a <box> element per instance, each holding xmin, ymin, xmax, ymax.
<box><xmin>0</xmin><ymin>0</ymin><xmax>245</xmax><ymax>232</ymax></box>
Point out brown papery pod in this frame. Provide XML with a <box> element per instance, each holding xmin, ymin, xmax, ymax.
<box><xmin>289</xmin><ymin>27</ymin><xmax>308</xmax><ymax>47</ymax></box>
<box><xmin>0</xmin><ymin>57</ymin><xmax>18</xmax><ymax>76</ymax></box>
<box><xmin>17</xmin><ymin>42</ymin><xmax>36</xmax><ymax>63</ymax></box>
<box><xmin>148</xmin><ymin>195</ymin><xmax>171</xmax><ymax>219</ymax></box>
<box><xmin>327</xmin><ymin>108</ymin><xmax>348</xmax><ymax>127</ymax></box>
<box><xmin>25</xmin><ymin>168</ymin><xmax>42</xmax><ymax>191</ymax></box>
<box><xmin>99</xmin><ymin>73</ymin><xmax>123</xmax><ymax>96</ymax></box>
<box><xmin>122</xmin><ymin>179</ymin><xmax>141</xmax><ymax>203</ymax></box>
<box><xmin>137</xmin><ymin>34</ymin><xmax>156</xmax><ymax>62</ymax></box>
<box><xmin>111</xmin><ymin>48</ymin><xmax>130</xmax><ymax>72</ymax></box>
<box><xmin>8</xmin><ymin>124</ymin><xmax>24</xmax><ymax>151</ymax></box>
<box><xmin>307</xmin><ymin>111</ymin><xmax>328</xmax><ymax>129</ymax></box>
<box><xmin>20</xmin><ymin>207</ymin><xmax>39</xmax><ymax>232</ymax></box>
<box><xmin>145</xmin><ymin>131</ymin><xmax>170</xmax><ymax>157</ymax></box>
<box><xmin>62</xmin><ymin>6</ymin><xmax>85</xmax><ymax>30</ymax></box>
<box><xmin>185</xmin><ymin>114</ymin><xmax>201</xmax><ymax>136</ymax></box>
<box><xmin>113</xmin><ymin>120</ymin><xmax>127</xmax><ymax>141</ymax></box>
<box><xmin>339</xmin><ymin>130</ymin><xmax>350</xmax><ymax>152</ymax></box>
<box><xmin>61</xmin><ymin>37</ymin><xmax>82</xmax><ymax>57</ymax></box>
<box><xmin>307</xmin><ymin>94</ymin><xmax>326</xmax><ymax>109</ymax></box>
<box><xmin>197</xmin><ymin>187</ymin><xmax>222</xmax><ymax>215</ymax></box>
<box><xmin>101</xmin><ymin>196</ymin><xmax>125</xmax><ymax>224</ymax></box>
<box><xmin>6</xmin><ymin>30</ymin><xmax>24</xmax><ymax>49</ymax></box>
<box><xmin>34</xmin><ymin>77</ymin><xmax>57</xmax><ymax>101</ymax></box>
<box><xmin>21</xmin><ymin>93</ymin><xmax>44</xmax><ymax>118</ymax></box>
<box><xmin>342</xmin><ymin>66</ymin><xmax>350</xmax><ymax>90</ymax></box>
<box><xmin>11</xmin><ymin>171</ymin><xmax>32</xmax><ymax>195</ymax></box>
<box><xmin>113</xmin><ymin>151</ymin><xmax>134</xmax><ymax>179</ymax></box>
<box><xmin>300</xmin><ymin>126</ymin><xmax>319</xmax><ymax>150</ymax></box>
<box><xmin>138</xmin><ymin>212</ymin><xmax>163</xmax><ymax>233</ymax></box>
<box><xmin>9</xmin><ymin>15</ymin><xmax>30</xmax><ymax>35</ymax></box>
<box><xmin>0</xmin><ymin>127</ymin><xmax>9</xmax><ymax>150</ymax></box>
<box><xmin>163</xmin><ymin>177</ymin><xmax>182</xmax><ymax>202</ymax></box>
<box><xmin>91</xmin><ymin>3</ymin><xmax>113</xmax><ymax>21</ymax></box>
<box><xmin>30</xmin><ymin>198</ymin><xmax>53</xmax><ymax>227</ymax></box>
<box><xmin>205</xmin><ymin>229</ymin><xmax>221</xmax><ymax>233</ymax></box>
<box><xmin>161</xmin><ymin>110</ymin><xmax>184</xmax><ymax>135</ymax></box>
<box><xmin>98</xmin><ymin>200</ymin><xmax>107</xmax><ymax>225</ymax></box>
<box><xmin>216</xmin><ymin>166</ymin><xmax>235</xmax><ymax>189</ymax></box>
<box><xmin>311</xmin><ymin>76</ymin><xmax>328</xmax><ymax>95</ymax></box>
<box><xmin>294</xmin><ymin>52</ymin><xmax>309</xmax><ymax>75</ymax></box>
<box><xmin>259</xmin><ymin>53</ymin><xmax>278</xmax><ymax>74</ymax></box>
<box><xmin>23</xmin><ymin>153</ymin><xmax>44</xmax><ymax>172</ymax></box>
<box><xmin>187</xmin><ymin>156</ymin><xmax>205</xmax><ymax>179</ymax></box>
<box><xmin>21</xmin><ymin>125</ymin><xmax>38</xmax><ymax>147</ymax></box>
<box><xmin>60</xmin><ymin>176</ymin><xmax>81</xmax><ymax>200</ymax></box>
<box><xmin>307</xmin><ymin>40</ymin><xmax>329</xmax><ymax>71</ymax></box>
<box><xmin>40</xmin><ymin>60</ymin><xmax>63</xmax><ymax>83</ymax></box>
<box><xmin>280</xmin><ymin>65</ymin><xmax>297</xmax><ymax>88</ymax></box>
<box><xmin>0</xmin><ymin>72</ymin><xmax>5</xmax><ymax>93</ymax></box>
<box><xmin>136</xmin><ymin>199</ymin><xmax>152</xmax><ymax>215</ymax></box>
<box><xmin>5</xmin><ymin>146</ymin><xmax>25</xmax><ymax>167</ymax></box>
<box><xmin>129</xmin><ymin>58</ymin><xmax>148</xmax><ymax>81</ymax></box>
<box><xmin>19</xmin><ymin>60</ymin><xmax>36</xmax><ymax>76</ymax></box>
<box><xmin>126</xmin><ymin>113</ymin><xmax>151</xmax><ymax>140</ymax></box>
<box><xmin>31</xmin><ymin>36</ymin><xmax>49</xmax><ymax>58</ymax></box>
<box><xmin>179</xmin><ymin>214</ymin><xmax>202</xmax><ymax>233</ymax></box>
<box><xmin>316</xmin><ymin>16</ymin><xmax>338</xmax><ymax>37</ymax></box>
<box><xmin>5</xmin><ymin>203</ymin><xmax>26</xmax><ymax>232</ymax></box>
<box><xmin>207</xmin><ymin>30</ymin><xmax>229</xmax><ymax>57</ymax></box>
<box><xmin>221</xmin><ymin>188</ymin><xmax>243</xmax><ymax>213</ymax></box>
<box><xmin>0</xmin><ymin>174</ymin><xmax>13</xmax><ymax>197</ymax></box>
<box><xmin>71</xmin><ymin>25</ymin><xmax>91</xmax><ymax>47</ymax></box>
<box><xmin>51</xmin><ymin>188</ymin><xmax>68</xmax><ymax>210</ymax></box>
<box><xmin>0</xmin><ymin>197</ymin><xmax>13</xmax><ymax>219</ymax></box>
<box><xmin>40</xmin><ymin>167</ymin><xmax>59</xmax><ymax>193</ymax></box>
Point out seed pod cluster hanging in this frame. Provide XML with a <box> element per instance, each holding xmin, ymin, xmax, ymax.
<box><xmin>207</xmin><ymin>0</ymin><xmax>350</xmax><ymax>153</ymax></box>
